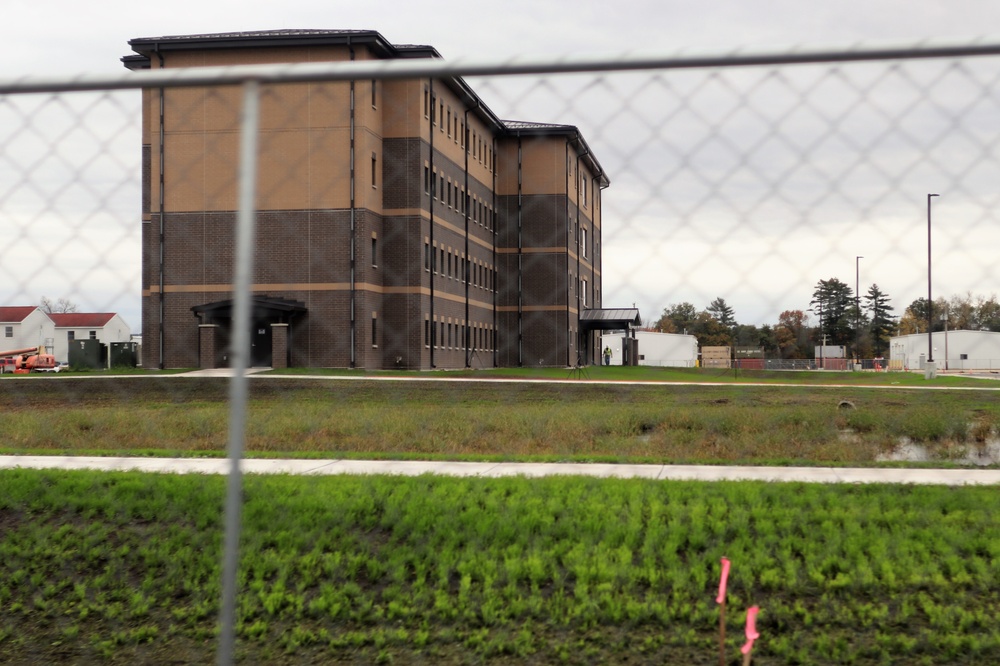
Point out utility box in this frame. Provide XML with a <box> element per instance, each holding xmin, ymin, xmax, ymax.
<box><xmin>109</xmin><ymin>341</ymin><xmax>139</xmax><ymax>368</ymax></box>
<box><xmin>69</xmin><ymin>339</ymin><xmax>106</xmax><ymax>370</ymax></box>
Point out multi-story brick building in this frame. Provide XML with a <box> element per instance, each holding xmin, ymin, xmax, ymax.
<box><xmin>122</xmin><ymin>30</ymin><xmax>615</xmax><ymax>369</ymax></box>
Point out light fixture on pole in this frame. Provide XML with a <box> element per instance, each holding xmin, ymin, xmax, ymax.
<box><xmin>927</xmin><ymin>193</ymin><xmax>939</xmax><ymax>363</ymax></box>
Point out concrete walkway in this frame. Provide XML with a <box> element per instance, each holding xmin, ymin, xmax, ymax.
<box><xmin>2</xmin><ymin>456</ymin><xmax>998</xmax><ymax>486</ymax></box>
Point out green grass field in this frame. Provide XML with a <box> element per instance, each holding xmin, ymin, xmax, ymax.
<box><xmin>1</xmin><ymin>373</ymin><xmax>997</xmax><ymax>465</ymax></box>
<box><xmin>2</xmin><ymin>471</ymin><xmax>1000</xmax><ymax>664</ymax></box>
<box><xmin>1</xmin><ymin>370</ymin><xmax>999</xmax><ymax>664</ymax></box>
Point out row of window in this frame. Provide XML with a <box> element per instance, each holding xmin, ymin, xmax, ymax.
<box><xmin>423</xmin><ymin>89</ymin><xmax>494</xmax><ymax>172</ymax></box>
<box><xmin>424</xmin><ymin>166</ymin><xmax>495</xmax><ymax>231</ymax></box>
<box><xmin>424</xmin><ymin>318</ymin><xmax>496</xmax><ymax>351</ymax></box>
<box><xmin>3</xmin><ymin>328</ymin><xmax>97</xmax><ymax>340</ymax></box>
<box><xmin>424</xmin><ymin>242</ymin><xmax>496</xmax><ymax>291</ymax></box>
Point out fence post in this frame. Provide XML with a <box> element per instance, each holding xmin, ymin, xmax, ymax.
<box><xmin>218</xmin><ymin>79</ymin><xmax>261</xmax><ymax>666</ymax></box>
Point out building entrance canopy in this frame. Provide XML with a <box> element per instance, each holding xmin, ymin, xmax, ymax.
<box><xmin>191</xmin><ymin>296</ymin><xmax>306</xmax><ymax>325</ymax></box>
<box><xmin>579</xmin><ymin>308</ymin><xmax>642</xmax><ymax>333</ymax></box>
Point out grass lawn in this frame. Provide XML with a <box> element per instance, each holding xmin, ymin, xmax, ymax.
<box><xmin>1</xmin><ymin>370</ymin><xmax>999</xmax><ymax>664</ymax></box>
<box><xmin>0</xmin><ymin>372</ymin><xmax>997</xmax><ymax>466</ymax></box>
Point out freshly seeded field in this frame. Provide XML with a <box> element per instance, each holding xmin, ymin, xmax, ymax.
<box><xmin>1</xmin><ymin>371</ymin><xmax>999</xmax><ymax>664</ymax></box>
<box><xmin>3</xmin><ymin>471</ymin><xmax>1000</xmax><ymax>665</ymax></box>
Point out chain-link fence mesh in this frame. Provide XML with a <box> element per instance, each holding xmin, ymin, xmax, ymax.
<box><xmin>3</xmin><ymin>46</ymin><xmax>1000</xmax><ymax>373</ymax></box>
<box><xmin>3</xmin><ymin>40</ymin><xmax>1000</xmax><ymax>662</ymax></box>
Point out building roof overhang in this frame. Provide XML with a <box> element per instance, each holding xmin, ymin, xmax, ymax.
<box><xmin>579</xmin><ymin>308</ymin><xmax>642</xmax><ymax>332</ymax></box>
<box><xmin>192</xmin><ymin>296</ymin><xmax>307</xmax><ymax>324</ymax></box>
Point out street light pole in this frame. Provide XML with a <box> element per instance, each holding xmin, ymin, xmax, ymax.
<box><xmin>927</xmin><ymin>193</ymin><xmax>939</xmax><ymax>363</ymax></box>
<box><xmin>855</xmin><ymin>255</ymin><xmax>863</xmax><ymax>364</ymax></box>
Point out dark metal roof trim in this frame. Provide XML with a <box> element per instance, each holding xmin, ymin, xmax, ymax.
<box><xmin>579</xmin><ymin>308</ymin><xmax>642</xmax><ymax>331</ymax></box>
<box><xmin>503</xmin><ymin>119</ymin><xmax>609</xmax><ymax>187</ymax></box>
<box><xmin>192</xmin><ymin>296</ymin><xmax>307</xmax><ymax>316</ymax></box>
<box><xmin>125</xmin><ymin>30</ymin><xmax>442</xmax><ymax>65</ymax></box>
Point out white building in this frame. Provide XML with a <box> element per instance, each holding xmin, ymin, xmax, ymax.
<box><xmin>601</xmin><ymin>331</ymin><xmax>699</xmax><ymax>367</ymax></box>
<box><xmin>48</xmin><ymin>313</ymin><xmax>132</xmax><ymax>364</ymax></box>
<box><xmin>0</xmin><ymin>306</ymin><xmax>55</xmax><ymax>353</ymax></box>
<box><xmin>889</xmin><ymin>330</ymin><xmax>1000</xmax><ymax>371</ymax></box>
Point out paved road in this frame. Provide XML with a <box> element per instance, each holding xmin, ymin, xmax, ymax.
<box><xmin>2</xmin><ymin>456</ymin><xmax>999</xmax><ymax>486</ymax></box>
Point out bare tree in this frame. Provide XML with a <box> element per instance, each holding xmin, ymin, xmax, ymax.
<box><xmin>40</xmin><ymin>296</ymin><xmax>79</xmax><ymax>314</ymax></box>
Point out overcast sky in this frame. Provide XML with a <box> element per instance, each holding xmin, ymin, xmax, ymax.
<box><xmin>3</xmin><ymin>0</ymin><xmax>1000</xmax><ymax>332</ymax></box>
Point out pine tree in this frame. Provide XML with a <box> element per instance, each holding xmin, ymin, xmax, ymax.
<box><xmin>809</xmin><ymin>278</ymin><xmax>854</xmax><ymax>347</ymax></box>
<box><xmin>706</xmin><ymin>297</ymin><xmax>737</xmax><ymax>329</ymax></box>
<box><xmin>864</xmin><ymin>284</ymin><xmax>895</xmax><ymax>357</ymax></box>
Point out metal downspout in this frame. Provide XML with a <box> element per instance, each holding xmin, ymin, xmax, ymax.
<box><xmin>349</xmin><ymin>42</ymin><xmax>356</xmax><ymax>367</ymax></box>
<box><xmin>491</xmin><ymin>135</ymin><xmax>497</xmax><ymax>369</ymax></box>
<box><xmin>516</xmin><ymin>136</ymin><xmax>523</xmax><ymax>367</ymax></box>
<box><xmin>573</xmin><ymin>139</ymin><xmax>593</xmax><ymax>364</ymax></box>
<box><xmin>463</xmin><ymin>108</ymin><xmax>471</xmax><ymax>367</ymax></box>
<box><xmin>428</xmin><ymin>81</ymin><xmax>435</xmax><ymax>368</ymax></box>
<box><xmin>155</xmin><ymin>46</ymin><xmax>166</xmax><ymax>369</ymax></box>
<box><xmin>567</xmin><ymin>141</ymin><xmax>573</xmax><ymax>367</ymax></box>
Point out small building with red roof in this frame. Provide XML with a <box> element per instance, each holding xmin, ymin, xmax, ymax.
<box><xmin>48</xmin><ymin>312</ymin><xmax>132</xmax><ymax>364</ymax></box>
<box><xmin>0</xmin><ymin>306</ymin><xmax>55</xmax><ymax>354</ymax></box>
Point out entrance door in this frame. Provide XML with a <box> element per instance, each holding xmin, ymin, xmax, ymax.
<box><xmin>250</xmin><ymin>323</ymin><xmax>272</xmax><ymax>367</ymax></box>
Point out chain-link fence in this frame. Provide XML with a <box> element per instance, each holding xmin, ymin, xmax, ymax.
<box><xmin>3</xmin><ymin>36</ymin><xmax>1000</xmax><ymax>661</ymax></box>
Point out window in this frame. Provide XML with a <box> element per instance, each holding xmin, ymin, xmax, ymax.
<box><xmin>371</xmin><ymin>80</ymin><xmax>377</xmax><ymax>108</ymax></box>
<box><xmin>581</xmin><ymin>227</ymin><xmax>588</xmax><ymax>259</ymax></box>
<box><xmin>440</xmin><ymin>102</ymin><xmax>444</xmax><ymax>131</ymax></box>
<box><xmin>371</xmin><ymin>314</ymin><xmax>378</xmax><ymax>348</ymax></box>
<box><xmin>582</xmin><ymin>278</ymin><xmax>588</xmax><ymax>306</ymax></box>
<box><xmin>371</xmin><ymin>236</ymin><xmax>378</xmax><ymax>268</ymax></box>
<box><xmin>424</xmin><ymin>89</ymin><xmax>429</xmax><ymax>118</ymax></box>
<box><xmin>447</xmin><ymin>108</ymin><xmax>451</xmax><ymax>137</ymax></box>
<box><xmin>67</xmin><ymin>331</ymin><xmax>75</xmax><ymax>342</ymax></box>
<box><xmin>4</xmin><ymin>326</ymin><xmax>11</xmax><ymax>338</ymax></box>
<box><xmin>89</xmin><ymin>331</ymin><xmax>97</xmax><ymax>340</ymax></box>
<box><xmin>424</xmin><ymin>242</ymin><xmax>430</xmax><ymax>271</ymax></box>
<box><xmin>581</xmin><ymin>177</ymin><xmax>588</xmax><ymax>207</ymax></box>
<box><xmin>424</xmin><ymin>319</ymin><xmax>430</xmax><ymax>347</ymax></box>
<box><xmin>371</xmin><ymin>153</ymin><xmax>377</xmax><ymax>189</ymax></box>
<box><xmin>424</xmin><ymin>166</ymin><xmax>430</xmax><ymax>194</ymax></box>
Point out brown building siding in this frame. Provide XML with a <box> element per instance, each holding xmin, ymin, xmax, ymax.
<box><xmin>126</xmin><ymin>30</ymin><xmax>607</xmax><ymax>370</ymax></box>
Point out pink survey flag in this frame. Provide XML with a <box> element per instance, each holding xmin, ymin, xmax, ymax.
<box><xmin>716</xmin><ymin>557</ymin><xmax>731</xmax><ymax>604</ymax></box>
<box><xmin>741</xmin><ymin>605</ymin><xmax>760</xmax><ymax>655</ymax></box>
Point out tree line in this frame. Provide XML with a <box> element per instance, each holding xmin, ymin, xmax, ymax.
<box><xmin>651</xmin><ymin>281</ymin><xmax>1000</xmax><ymax>359</ymax></box>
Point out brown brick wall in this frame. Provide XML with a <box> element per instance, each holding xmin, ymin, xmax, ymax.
<box><xmin>138</xmin><ymin>40</ymin><xmax>604</xmax><ymax>370</ymax></box>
